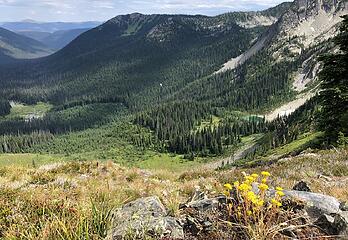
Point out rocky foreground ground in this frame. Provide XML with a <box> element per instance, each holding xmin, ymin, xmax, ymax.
<box><xmin>107</xmin><ymin>181</ymin><xmax>348</xmax><ymax>240</ymax></box>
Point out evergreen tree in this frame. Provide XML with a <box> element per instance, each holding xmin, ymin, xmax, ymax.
<box><xmin>0</xmin><ymin>100</ymin><xmax>11</xmax><ymax>116</ymax></box>
<box><xmin>318</xmin><ymin>15</ymin><xmax>348</xmax><ymax>144</ymax></box>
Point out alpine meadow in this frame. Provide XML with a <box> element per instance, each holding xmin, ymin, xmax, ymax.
<box><xmin>0</xmin><ymin>0</ymin><xmax>348</xmax><ymax>239</ymax></box>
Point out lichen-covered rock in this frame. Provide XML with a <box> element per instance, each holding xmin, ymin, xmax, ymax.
<box><xmin>283</xmin><ymin>190</ymin><xmax>348</xmax><ymax>236</ymax></box>
<box><xmin>180</xmin><ymin>193</ymin><xmax>226</xmax><ymax>212</ymax></box>
<box><xmin>107</xmin><ymin>196</ymin><xmax>184</xmax><ymax>240</ymax></box>
<box><xmin>283</xmin><ymin>190</ymin><xmax>341</xmax><ymax>216</ymax></box>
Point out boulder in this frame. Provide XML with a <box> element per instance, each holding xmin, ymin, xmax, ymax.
<box><xmin>315</xmin><ymin>212</ymin><xmax>348</xmax><ymax>236</ymax></box>
<box><xmin>283</xmin><ymin>190</ymin><xmax>341</xmax><ymax>216</ymax></box>
<box><xmin>252</xmin><ymin>183</ymin><xmax>348</xmax><ymax>237</ymax></box>
<box><xmin>180</xmin><ymin>194</ymin><xmax>226</xmax><ymax>212</ymax></box>
<box><xmin>283</xmin><ymin>190</ymin><xmax>348</xmax><ymax>236</ymax></box>
<box><xmin>292</xmin><ymin>181</ymin><xmax>311</xmax><ymax>192</ymax></box>
<box><xmin>107</xmin><ymin>196</ymin><xmax>184</xmax><ymax>240</ymax></box>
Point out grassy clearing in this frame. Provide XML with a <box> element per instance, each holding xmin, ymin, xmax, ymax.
<box><xmin>267</xmin><ymin>132</ymin><xmax>323</xmax><ymax>157</ymax></box>
<box><xmin>135</xmin><ymin>152</ymin><xmax>201</xmax><ymax>172</ymax></box>
<box><xmin>241</xmin><ymin>134</ymin><xmax>263</xmax><ymax>145</ymax></box>
<box><xmin>3</xmin><ymin>102</ymin><xmax>52</xmax><ymax>120</ymax></box>
<box><xmin>0</xmin><ymin>153</ymin><xmax>65</xmax><ymax>167</ymax></box>
<box><xmin>194</xmin><ymin>115</ymin><xmax>221</xmax><ymax>132</ymax></box>
<box><xmin>30</xmin><ymin>119</ymin><xmax>255</xmax><ymax>172</ymax></box>
<box><xmin>235</xmin><ymin>132</ymin><xmax>323</xmax><ymax>167</ymax></box>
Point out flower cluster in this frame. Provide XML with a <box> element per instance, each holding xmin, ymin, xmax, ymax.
<box><xmin>223</xmin><ymin>171</ymin><xmax>285</xmax><ymax>221</ymax></box>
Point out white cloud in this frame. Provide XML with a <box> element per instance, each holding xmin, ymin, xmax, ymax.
<box><xmin>0</xmin><ymin>0</ymin><xmax>286</xmax><ymax>22</ymax></box>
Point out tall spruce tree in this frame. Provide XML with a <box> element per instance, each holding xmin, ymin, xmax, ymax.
<box><xmin>318</xmin><ymin>15</ymin><xmax>348</xmax><ymax>144</ymax></box>
<box><xmin>0</xmin><ymin>100</ymin><xmax>11</xmax><ymax>117</ymax></box>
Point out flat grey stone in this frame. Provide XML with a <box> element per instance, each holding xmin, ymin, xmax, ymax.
<box><xmin>107</xmin><ymin>196</ymin><xmax>184</xmax><ymax>240</ymax></box>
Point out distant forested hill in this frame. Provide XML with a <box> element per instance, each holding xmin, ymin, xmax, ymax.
<box><xmin>0</xmin><ymin>27</ymin><xmax>52</xmax><ymax>64</ymax></box>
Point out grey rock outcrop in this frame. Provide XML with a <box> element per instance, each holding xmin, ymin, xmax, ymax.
<box><xmin>106</xmin><ymin>188</ymin><xmax>348</xmax><ymax>239</ymax></box>
<box><xmin>283</xmin><ymin>189</ymin><xmax>348</xmax><ymax>236</ymax></box>
<box><xmin>179</xmin><ymin>190</ymin><xmax>226</xmax><ymax>212</ymax></box>
<box><xmin>284</xmin><ymin>190</ymin><xmax>341</xmax><ymax>216</ymax></box>
<box><xmin>107</xmin><ymin>196</ymin><xmax>184</xmax><ymax>240</ymax></box>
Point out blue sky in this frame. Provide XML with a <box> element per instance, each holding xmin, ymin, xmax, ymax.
<box><xmin>0</xmin><ymin>0</ymin><xmax>286</xmax><ymax>22</ymax></box>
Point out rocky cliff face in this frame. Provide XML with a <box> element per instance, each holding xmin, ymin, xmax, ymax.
<box><xmin>279</xmin><ymin>0</ymin><xmax>347</xmax><ymax>45</ymax></box>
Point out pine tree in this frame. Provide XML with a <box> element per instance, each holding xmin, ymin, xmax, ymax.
<box><xmin>318</xmin><ymin>15</ymin><xmax>348</xmax><ymax>144</ymax></box>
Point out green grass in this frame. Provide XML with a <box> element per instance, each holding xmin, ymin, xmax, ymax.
<box><xmin>241</xmin><ymin>134</ymin><xmax>264</xmax><ymax>145</ymax></box>
<box><xmin>0</xmin><ymin>153</ymin><xmax>65</xmax><ymax>167</ymax></box>
<box><xmin>2</xmin><ymin>102</ymin><xmax>52</xmax><ymax>120</ymax></box>
<box><xmin>135</xmin><ymin>152</ymin><xmax>201</xmax><ymax>172</ymax></box>
<box><xmin>0</xmin><ymin>149</ymin><xmax>202</xmax><ymax>172</ymax></box>
<box><xmin>234</xmin><ymin>132</ymin><xmax>324</xmax><ymax>167</ymax></box>
<box><xmin>268</xmin><ymin>132</ymin><xmax>323</xmax><ymax>156</ymax></box>
<box><xmin>122</xmin><ymin>20</ymin><xmax>143</xmax><ymax>36</ymax></box>
<box><xmin>0</xmin><ymin>151</ymin><xmax>202</xmax><ymax>173</ymax></box>
<box><xmin>194</xmin><ymin>115</ymin><xmax>222</xmax><ymax>132</ymax></box>
<box><xmin>26</xmin><ymin>120</ymin><xmax>204</xmax><ymax>171</ymax></box>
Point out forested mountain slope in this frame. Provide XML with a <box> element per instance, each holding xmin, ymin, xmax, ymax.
<box><xmin>177</xmin><ymin>0</ymin><xmax>347</xmax><ymax>112</ymax></box>
<box><xmin>0</xmin><ymin>4</ymin><xmax>292</xmax><ymax>109</ymax></box>
<box><xmin>1</xmin><ymin>0</ymin><xmax>345</xmax><ymax>111</ymax></box>
<box><xmin>0</xmin><ymin>27</ymin><xmax>52</xmax><ymax>64</ymax></box>
<box><xmin>0</xmin><ymin>0</ymin><xmax>346</xmax><ymax>158</ymax></box>
<box><xmin>38</xmin><ymin>28</ymin><xmax>91</xmax><ymax>50</ymax></box>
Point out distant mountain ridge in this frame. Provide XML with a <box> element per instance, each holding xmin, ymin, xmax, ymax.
<box><xmin>18</xmin><ymin>28</ymin><xmax>91</xmax><ymax>50</ymax></box>
<box><xmin>0</xmin><ymin>21</ymin><xmax>101</xmax><ymax>33</ymax></box>
<box><xmin>0</xmin><ymin>27</ymin><xmax>53</xmax><ymax>64</ymax></box>
<box><xmin>0</xmin><ymin>21</ymin><xmax>102</xmax><ymax>52</ymax></box>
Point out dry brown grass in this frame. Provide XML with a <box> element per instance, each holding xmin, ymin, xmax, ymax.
<box><xmin>246</xmin><ymin>148</ymin><xmax>348</xmax><ymax>201</ymax></box>
<box><xmin>0</xmin><ymin>148</ymin><xmax>347</xmax><ymax>239</ymax></box>
<box><xmin>0</xmin><ymin>160</ymin><xmax>220</xmax><ymax>239</ymax></box>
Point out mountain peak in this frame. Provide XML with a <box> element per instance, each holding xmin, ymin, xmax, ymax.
<box><xmin>294</xmin><ymin>0</ymin><xmax>347</xmax><ymax>18</ymax></box>
<box><xmin>20</xmin><ymin>19</ymin><xmax>39</xmax><ymax>23</ymax></box>
<box><xmin>278</xmin><ymin>0</ymin><xmax>347</xmax><ymax>39</ymax></box>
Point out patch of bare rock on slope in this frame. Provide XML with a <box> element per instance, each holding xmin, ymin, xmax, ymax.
<box><xmin>264</xmin><ymin>91</ymin><xmax>315</xmax><ymax>121</ymax></box>
<box><xmin>214</xmin><ymin>27</ymin><xmax>275</xmax><ymax>74</ymax></box>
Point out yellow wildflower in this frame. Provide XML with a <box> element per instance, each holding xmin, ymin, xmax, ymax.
<box><xmin>224</xmin><ymin>183</ymin><xmax>233</xmax><ymax>190</ymax></box>
<box><xmin>245</xmin><ymin>176</ymin><xmax>255</xmax><ymax>182</ymax></box>
<box><xmin>271</xmin><ymin>199</ymin><xmax>282</xmax><ymax>207</ymax></box>
<box><xmin>238</xmin><ymin>183</ymin><xmax>252</xmax><ymax>192</ymax></box>
<box><xmin>276</xmin><ymin>191</ymin><xmax>285</xmax><ymax>197</ymax></box>
<box><xmin>258</xmin><ymin>183</ymin><xmax>269</xmax><ymax>191</ymax></box>
<box><xmin>276</xmin><ymin>187</ymin><xmax>284</xmax><ymax>191</ymax></box>
<box><xmin>246</xmin><ymin>191</ymin><xmax>257</xmax><ymax>202</ymax></box>
<box><xmin>247</xmin><ymin>210</ymin><xmax>252</xmax><ymax>216</ymax></box>
<box><xmin>251</xmin><ymin>173</ymin><xmax>259</xmax><ymax>179</ymax></box>
<box><xmin>255</xmin><ymin>199</ymin><xmax>264</xmax><ymax>207</ymax></box>
<box><xmin>233</xmin><ymin>181</ymin><xmax>240</xmax><ymax>188</ymax></box>
<box><xmin>261</xmin><ymin>171</ymin><xmax>271</xmax><ymax>177</ymax></box>
<box><xmin>261</xmin><ymin>178</ymin><xmax>267</xmax><ymax>184</ymax></box>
